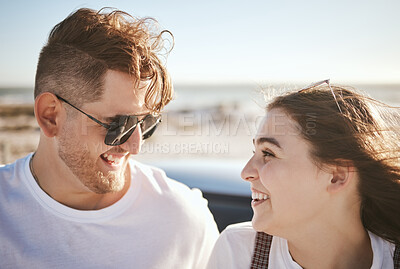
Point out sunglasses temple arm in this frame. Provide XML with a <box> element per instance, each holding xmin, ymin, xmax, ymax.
<box><xmin>56</xmin><ymin>95</ymin><xmax>111</xmax><ymax>129</ymax></box>
<box><xmin>82</xmin><ymin>113</ymin><xmax>111</xmax><ymax>129</ymax></box>
<box><xmin>327</xmin><ymin>84</ymin><xmax>343</xmax><ymax>113</ymax></box>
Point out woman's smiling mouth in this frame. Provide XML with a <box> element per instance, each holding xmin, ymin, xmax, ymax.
<box><xmin>251</xmin><ymin>188</ymin><xmax>270</xmax><ymax>206</ymax></box>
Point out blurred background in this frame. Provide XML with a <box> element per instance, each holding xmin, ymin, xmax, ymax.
<box><xmin>1</xmin><ymin>0</ymin><xmax>399</xmax><ymax>165</ymax></box>
<box><xmin>1</xmin><ymin>0</ymin><xmax>399</xmax><ymax>230</ymax></box>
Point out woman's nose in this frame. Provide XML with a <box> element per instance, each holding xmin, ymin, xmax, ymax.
<box><xmin>241</xmin><ymin>156</ymin><xmax>258</xmax><ymax>182</ymax></box>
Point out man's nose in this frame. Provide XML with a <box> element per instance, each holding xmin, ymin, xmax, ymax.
<box><xmin>241</xmin><ymin>156</ymin><xmax>258</xmax><ymax>182</ymax></box>
<box><xmin>119</xmin><ymin>125</ymin><xmax>143</xmax><ymax>154</ymax></box>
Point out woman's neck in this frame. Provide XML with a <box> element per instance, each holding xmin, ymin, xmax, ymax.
<box><xmin>285</xmin><ymin>211</ymin><xmax>373</xmax><ymax>269</ymax></box>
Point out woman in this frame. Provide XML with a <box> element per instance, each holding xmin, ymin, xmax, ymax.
<box><xmin>207</xmin><ymin>80</ymin><xmax>400</xmax><ymax>269</ymax></box>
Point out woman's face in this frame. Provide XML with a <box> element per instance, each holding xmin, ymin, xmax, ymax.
<box><xmin>241</xmin><ymin>108</ymin><xmax>332</xmax><ymax>236</ymax></box>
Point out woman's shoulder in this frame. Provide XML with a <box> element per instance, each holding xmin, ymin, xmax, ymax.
<box><xmin>218</xmin><ymin>221</ymin><xmax>257</xmax><ymax>246</ymax></box>
<box><xmin>223</xmin><ymin>221</ymin><xmax>256</xmax><ymax>232</ymax></box>
<box><xmin>207</xmin><ymin>222</ymin><xmax>257</xmax><ymax>269</ymax></box>
<box><xmin>367</xmin><ymin>231</ymin><xmax>397</xmax><ymax>268</ymax></box>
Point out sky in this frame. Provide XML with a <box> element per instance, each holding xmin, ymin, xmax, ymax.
<box><xmin>0</xmin><ymin>0</ymin><xmax>399</xmax><ymax>87</ymax></box>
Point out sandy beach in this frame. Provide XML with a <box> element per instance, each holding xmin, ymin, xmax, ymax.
<box><xmin>0</xmin><ymin>104</ymin><xmax>39</xmax><ymax>163</ymax></box>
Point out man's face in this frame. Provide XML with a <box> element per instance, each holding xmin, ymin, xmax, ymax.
<box><xmin>57</xmin><ymin>70</ymin><xmax>150</xmax><ymax>194</ymax></box>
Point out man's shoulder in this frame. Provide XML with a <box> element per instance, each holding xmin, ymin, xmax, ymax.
<box><xmin>0</xmin><ymin>154</ymin><xmax>30</xmax><ymax>182</ymax></box>
<box><xmin>131</xmin><ymin>159</ymin><xmax>168</xmax><ymax>179</ymax></box>
<box><xmin>0</xmin><ymin>158</ymin><xmax>17</xmax><ymax>173</ymax></box>
<box><xmin>130</xmin><ymin>159</ymin><xmax>197</xmax><ymax>196</ymax></box>
<box><xmin>0</xmin><ymin>155</ymin><xmax>32</xmax><ymax>208</ymax></box>
<box><xmin>130</xmin><ymin>159</ymin><xmax>218</xmax><ymax>230</ymax></box>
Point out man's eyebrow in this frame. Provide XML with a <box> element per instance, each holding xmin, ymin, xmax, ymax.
<box><xmin>104</xmin><ymin>115</ymin><xmax>121</xmax><ymax>122</ymax></box>
<box><xmin>253</xmin><ymin>137</ymin><xmax>282</xmax><ymax>149</ymax></box>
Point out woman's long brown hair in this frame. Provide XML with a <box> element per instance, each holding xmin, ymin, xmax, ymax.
<box><xmin>268</xmin><ymin>85</ymin><xmax>400</xmax><ymax>244</ymax></box>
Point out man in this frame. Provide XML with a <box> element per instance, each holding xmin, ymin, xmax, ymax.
<box><xmin>0</xmin><ymin>8</ymin><xmax>219</xmax><ymax>268</ymax></box>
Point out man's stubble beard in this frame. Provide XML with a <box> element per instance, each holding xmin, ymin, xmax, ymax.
<box><xmin>57</xmin><ymin>123</ymin><xmax>128</xmax><ymax>194</ymax></box>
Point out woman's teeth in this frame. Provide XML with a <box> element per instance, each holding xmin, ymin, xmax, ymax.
<box><xmin>251</xmin><ymin>192</ymin><xmax>269</xmax><ymax>201</ymax></box>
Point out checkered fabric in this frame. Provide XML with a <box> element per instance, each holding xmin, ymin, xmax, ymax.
<box><xmin>249</xmin><ymin>233</ymin><xmax>399</xmax><ymax>268</ymax></box>
<box><xmin>394</xmin><ymin>244</ymin><xmax>400</xmax><ymax>269</ymax></box>
<box><xmin>250</xmin><ymin>232</ymin><xmax>273</xmax><ymax>269</ymax></box>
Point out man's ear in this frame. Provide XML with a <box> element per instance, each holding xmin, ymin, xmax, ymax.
<box><xmin>34</xmin><ymin>93</ymin><xmax>64</xmax><ymax>137</ymax></box>
<box><xmin>327</xmin><ymin>161</ymin><xmax>356</xmax><ymax>194</ymax></box>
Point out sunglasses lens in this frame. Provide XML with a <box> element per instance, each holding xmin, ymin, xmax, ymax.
<box><xmin>103</xmin><ymin>115</ymin><xmax>161</xmax><ymax>146</ymax></box>
<box><xmin>141</xmin><ymin>115</ymin><xmax>161</xmax><ymax>140</ymax></box>
<box><xmin>104</xmin><ymin>116</ymin><xmax>137</xmax><ymax>146</ymax></box>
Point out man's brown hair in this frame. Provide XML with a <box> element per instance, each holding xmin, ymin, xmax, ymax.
<box><xmin>35</xmin><ymin>7</ymin><xmax>173</xmax><ymax>112</ymax></box>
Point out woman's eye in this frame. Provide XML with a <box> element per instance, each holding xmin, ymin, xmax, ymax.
<box><xmin>262</xmin><ymin>150</ymin><xmax>275</xmax><ymax>157</ymax></box>
<box><xmin>253</xmin><ymin>149</ymin><xmax>275</xmax><ymax>158</ymax></box>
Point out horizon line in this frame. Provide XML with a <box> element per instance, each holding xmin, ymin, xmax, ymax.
<box><xmin>2</xmin><ymin>81</ymin><xmax>400</xmax><ymax>89</ymax></box>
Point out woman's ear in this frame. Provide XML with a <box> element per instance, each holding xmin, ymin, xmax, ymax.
<box><xmin>34</xmin><ymin>93</ymin><xmax>64</xmax><ymax>137</ymax></box>
<box><xmin>327</xmin><ymin>161</ymin><xmax>356</xmax><ymax>194</ymax></box>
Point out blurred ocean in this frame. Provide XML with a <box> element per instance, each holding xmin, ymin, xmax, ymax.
<box><xmin>1</xmin><ymin>83</ymin><xmax>399</xmax><ymax>163</ymax></box>
<box><xmin>1</xmin><ymin>83</ymin><xmax>400</xmax><ymax>109</ymax></box>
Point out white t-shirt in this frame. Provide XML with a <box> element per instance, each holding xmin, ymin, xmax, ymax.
<box><xmin>0</xmin><ymin>154</ymin><xmax>219</xmax><ymax>269</ymax></box>
<box><xmin>207</xmin><ymin>222</ymin><xmax>396</xmax><ymax>269</ymax></box>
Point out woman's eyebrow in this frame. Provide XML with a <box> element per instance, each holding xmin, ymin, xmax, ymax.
<box><xmin>253</xmin><ymin>137</ymin><xmax>282</xmax><ymax>149</ymax></box>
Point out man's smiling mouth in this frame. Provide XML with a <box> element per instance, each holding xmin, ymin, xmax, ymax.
<box><xmin>100</xmin><ymin>153</ymin><xmax>128</xmax><ymax>167</ymax></box>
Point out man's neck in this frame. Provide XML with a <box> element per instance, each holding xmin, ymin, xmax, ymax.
<box><xmin>31</xmin><ymin>147</ymin><xmax>131</xmax><ymax>210</ymax></box>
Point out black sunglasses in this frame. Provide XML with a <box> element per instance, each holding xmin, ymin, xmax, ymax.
<box><xmin>55</xmin><ymin>95</ymin><xmax>161</xmax><ymax>146</ymax></box>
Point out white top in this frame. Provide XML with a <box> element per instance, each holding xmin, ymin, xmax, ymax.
<box><xmin>0</xmin><ymin>154</ymin><xmax>219</xmax><ymax>268</ymax></box>
<box><xmin>207</xmin><ymin>222</ymin><xmax>396</xmax><ymax>269</ymax></box>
